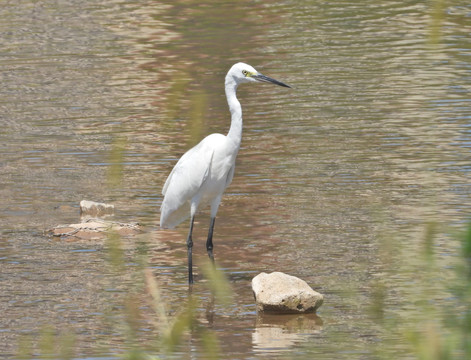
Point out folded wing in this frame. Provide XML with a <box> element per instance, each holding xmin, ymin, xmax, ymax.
<box><xmin>160</xmin><ymin>141</ymin><xmax>214</xmax><ymax>229</ymax></box>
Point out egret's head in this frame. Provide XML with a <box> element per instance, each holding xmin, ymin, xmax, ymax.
<box><xmin>228</xmin><ymin>62</ymin><xmax>291</xmax><ymax>88</ymax></box>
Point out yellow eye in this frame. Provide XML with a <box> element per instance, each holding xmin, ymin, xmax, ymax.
<box><xmin>242</xmin><ymin>70</ymin><xmax>248</xmax><ymax>76</ymax></box>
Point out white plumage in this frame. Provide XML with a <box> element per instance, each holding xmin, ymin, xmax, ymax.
<box><xmin>160</xmin><ymin>133</ymin><xmax>237</xmax><ymax>229</ymax></box>
<box><xmin>159</xmin><ymin>62</ymin><xmax>290</xmax><ymax>284</ymax></box>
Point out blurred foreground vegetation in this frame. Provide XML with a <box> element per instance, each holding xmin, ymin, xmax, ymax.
<box><xmin>407</xmin><ymin>222</ymin><xmax>471</xmax><ymax>359</ymax></box>
<box><xmin>15</xmin><ymin>220</ymin><xmax>471</xmax><ymax>359</ymax></box>
<box><xmin>374</xmin><ymin>221</ymin><xmax>471</xmax><ymax>360</ymax></box>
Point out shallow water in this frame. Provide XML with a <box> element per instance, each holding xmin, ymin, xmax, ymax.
<box><xmin>1</xmin><ymin>0</ymin><xmax>470</xmax><ymax>359</ymax></box>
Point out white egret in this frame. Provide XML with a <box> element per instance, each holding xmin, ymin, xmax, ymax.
<box><xmin>160</xmin><ymin>62</ymin><xmax>291</xmax><ymax>284</ymax></box>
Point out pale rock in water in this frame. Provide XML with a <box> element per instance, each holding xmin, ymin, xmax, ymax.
<box><xmin>252</xmin><ymin>272</ymin><xmax>324</xmax><ymax>314</ymax></box>
<box><xmin>80</xmin><ymin>200</ymin><xmax>115</xmax><ymax>217</ymax></box>
<box><xmin>50</xmin><ymin>218</ymin><xmax>140</xmax><ymax>241</ymax></box>
<box><xmin>50</xmin><ymin>201</ymin><xmax>140</xmax><ymax>241</ymax></box>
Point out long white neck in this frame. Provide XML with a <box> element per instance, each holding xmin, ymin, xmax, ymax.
<box><xmin>225</xmin><ymin>75</ymin><xmax>242</xmax><ymax>146</ymax></box>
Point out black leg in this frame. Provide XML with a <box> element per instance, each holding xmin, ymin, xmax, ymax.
<box><xmin>206</xmin><ymin>217</ymin><xmax>215</xmax><ymax>263</ymax></box>
<box><xmin>187</xmin><ymin>216</ymin><xmax>195</xmax><ymax>284</ymax></box>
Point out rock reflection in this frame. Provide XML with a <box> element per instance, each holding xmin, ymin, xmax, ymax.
<box><xmin>252</xmin><ymin>313</ymin><xmax>323</xmax><ymax>353</ymax></box>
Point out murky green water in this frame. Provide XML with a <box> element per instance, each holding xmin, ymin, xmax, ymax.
<box><xmin>1</xmin><ymin>0</ymin><xmax>470</xmax><ymax>359</ymax></box>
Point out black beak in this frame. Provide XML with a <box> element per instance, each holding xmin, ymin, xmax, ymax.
<box><xmin>253</xmin><ymin>73</ymin><xmax>291</xmax><ymax>88</ymax></box>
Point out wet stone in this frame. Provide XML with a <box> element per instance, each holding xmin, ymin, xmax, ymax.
<box><xmin>252</xmin><ymin>272</ymin><xmax>324</xmax><ymax>314</ymax></box>
<box><xmin>49</xmin><ymin>218</ymin><xmax>140</xmax><ymax>241</ymax></box>
<box><xmin>80</xmin><ymin>200</ymin><xmax>115</xmax><ymax>218</ymax></box>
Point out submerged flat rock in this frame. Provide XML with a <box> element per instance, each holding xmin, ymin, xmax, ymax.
<box><xmin>252</xmin><ymin>272</ymin><xmax>324</xmax><ymax>314</ymax></box>
<box><xmin>50</xmin><ymin>218</ymin><xmax>140</xmax><ymax>241</ymax></box>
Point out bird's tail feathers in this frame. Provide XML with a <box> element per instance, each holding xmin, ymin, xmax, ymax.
<box><xmin>160</xmin><ymin>201</ymin><xmax>191</xmax><ymax>229</ymax></box>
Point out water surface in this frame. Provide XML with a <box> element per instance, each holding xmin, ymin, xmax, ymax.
<box><xmin>1</xmin><ymin>0</ymin><xmax>470</xmax><ymax>358</ymax></box>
